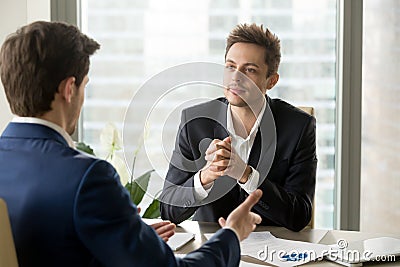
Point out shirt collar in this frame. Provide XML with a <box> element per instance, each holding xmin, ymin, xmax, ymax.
<box><xmin>226</xmin><ymin>98</ymin><xmax>266</xmax><ymax>140</ymax></box>
<box><xmin>11</xmin><ymin>117</ymin><xmax>75</xmax><ymax>148</ymax></box>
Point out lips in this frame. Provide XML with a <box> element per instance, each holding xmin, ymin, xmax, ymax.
<box><xmin>227</xmin><ymin>84</ymin><xmax>246</xmax><ymax>95</ymax></box>
<box><xmin>227</xmin><ymin>86</ymin><xmax>246</xmax><ymax>95</ymax></box>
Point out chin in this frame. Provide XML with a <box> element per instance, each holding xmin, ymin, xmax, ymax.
<box><xmin>227</xmin><ymin>99</ymin><xmax>248</xmax><ymax>108</ymax></box>
<box><xmin>225</xmin><ymin>95</ymin><xmax>245</xmax><ymax>106</ymax></box>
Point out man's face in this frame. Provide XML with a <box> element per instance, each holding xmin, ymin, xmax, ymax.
<box><xmin>223</xmin><ymin>42</ymin><xmax>269</xmax><ymax>108</ymax></box>
<box><xmin>67</xmin><ymin>75</ymin><xmax>88</xmax><ymax>135</ymax></box>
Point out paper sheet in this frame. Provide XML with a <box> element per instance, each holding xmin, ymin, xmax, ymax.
<box><xmin>167</xmin><ymin>233</ymin><xmax>195</xmax><ymax>251</ymax></box>
<box><xmin>206</xmin><ymin>231</ymin><xmax>330</xmax><ymax>266</ymax></box>
<box><xmin>245</xmin><ymin>232</ymin><xmax>331</xmax><ymax>266</ymax></box>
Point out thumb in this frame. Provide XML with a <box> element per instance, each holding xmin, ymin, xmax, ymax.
<box><xmin>223</xmin><ymin>136</ymin><xmax>231</xmax><ymax>143</ymax></box>
<box><xmin>218</xmin><ymin>217</ymin><xmax>226</xmax><ymax>227</ymax></box>
<box><xmin>240</xmin><ymin>189</ymin><xmax>263</xmax><ymax>211</ymax></box>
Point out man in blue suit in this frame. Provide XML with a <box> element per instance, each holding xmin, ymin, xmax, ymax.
<box><xmin>0</xmin><ymin>21</ymin><xmax>262</xmax><ymax>267</ymax></box>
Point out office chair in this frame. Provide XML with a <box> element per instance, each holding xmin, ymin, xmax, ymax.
<box><xmin>0</xmin><ymin>198</ymin><xmax>18</xmax><ymax>267</ymax></box>
<box><xmin>297</xmin><ymin>106</ymin><xmax>315</xmax><ymax>229</ymax></box>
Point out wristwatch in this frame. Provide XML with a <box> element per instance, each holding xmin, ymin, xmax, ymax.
<box><xmin>239</xmin><ymin>166</ymin><xmax>254</xmax><ymax>184</ymax></box>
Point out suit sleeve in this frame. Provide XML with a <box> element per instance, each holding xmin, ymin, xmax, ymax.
<box><xmin>160</xmin><ymin>110</ymin><xmax>203</xmax><ymax>224</ymax></box>
<box><xmin>254</xmin><ymin>116</ymin><xmax>317</xmax><ymax>232</ymax></box>
<box><xmin>73</xmin><ymin>160</ymin><xmax>240</xmax><ymax>267</ymax></box>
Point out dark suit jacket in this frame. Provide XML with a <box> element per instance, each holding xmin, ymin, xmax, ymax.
<box><xmin>0</xmin><ymin>122</ymin><xmax>240</xmax><ymax>267</ymax></box>
<box><xmin>160</xmin><ymin>96</ymin><xmax>317</xmax><ymax>232</ymax></box>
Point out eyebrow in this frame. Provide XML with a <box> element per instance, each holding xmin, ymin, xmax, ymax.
<box><xmin>226</xmin><ymin>59</ymin><xmax>260</xmax><ymax>68</ymax></box>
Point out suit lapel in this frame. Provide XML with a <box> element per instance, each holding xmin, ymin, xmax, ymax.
<box><xmin>248</xmin><ymin>96</ymin><xmax>277</xmax><ymax>180</ymax></box>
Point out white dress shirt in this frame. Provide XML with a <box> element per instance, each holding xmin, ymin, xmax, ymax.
<box><xmin>194</xmin><ymin>100</ymin><xmax>266</xmax><ymax>201</ymax></box>
<box><xmin>12</xmin><ymin>117</ymin><xmax>75</xmax><ymax>148</ymax></box>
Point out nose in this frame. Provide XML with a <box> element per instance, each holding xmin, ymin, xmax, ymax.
<box><xmin>231</xmin><ymin>70</ymin><xmax>241</xmax><ymax>82</ymax></box>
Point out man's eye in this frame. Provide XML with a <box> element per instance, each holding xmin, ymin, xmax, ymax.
<box><xmin>246</xmin><ymin>68</ymin><xmax>256</xmax><ymax>73</ymax></box>
<box><xmin>225</xmin><ymin>65</ymin><xmax>235</xmax><ymax>70</ymax></box>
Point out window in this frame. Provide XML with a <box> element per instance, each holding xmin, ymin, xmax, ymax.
<box><xmin>360</xmin><ymin>0</ymin><xmax>400</xmax><ymax>234</ymax></box>
<box><xmin>80</xmin><ymin>0</ymin><xmax>337</xmax><ymax>228</ymax></box>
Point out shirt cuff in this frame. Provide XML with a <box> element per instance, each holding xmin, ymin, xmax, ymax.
<box><xmin>193</xmin><ymin>171</ymin><xmax>213</xmax><ymax>201</ymax></box>
<box><xmin>238</xmin><ymin>166</ymin><xmax>259</xmax><ymax>194</ymax></box>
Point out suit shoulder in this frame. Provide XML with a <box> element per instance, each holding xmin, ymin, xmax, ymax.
<box><xmin>65</xmin><ymin>147</ymin><xmax>116</xmax><ymax>175</ymax></box>
<box><xmin>270</xmin><ymin>98</ymin><xmax>315</xmax><ymax>122</ymax></box>
<box><xmin>183</xmin><ymin>97</ymin><xmax>227</xmax><ymax>116</ymax></box>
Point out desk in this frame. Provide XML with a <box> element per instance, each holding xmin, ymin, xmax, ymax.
<box><xmin>171</xmin><ymin>220</ymin><xmax>400</xmax><ymax>266</ymax></box>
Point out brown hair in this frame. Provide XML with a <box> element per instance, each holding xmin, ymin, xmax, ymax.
<box><xmin>0</xmin><ymin>21</ymin><xmax>100</xmax><ymax>117</ymax></box>
<box><xmin>225</xmin><ymin>23</ymin><xmax>281</xmax><ymax>77</ymax></box>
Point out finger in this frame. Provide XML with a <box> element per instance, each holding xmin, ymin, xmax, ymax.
<box><xmin>151</xmin><ymin>221</ymin><xmax>172</xmax><ymax>230</ymax></box>
<box><xmin>208</xmin><ymin>165</ymin><xmax>227</xmax><ymax>172</ymax></box>
<box><xmin>204</xmin><ymin>152</ymin><xmax>216</xmax><ymax>161</ymax></box>
<box><xmin>251</xmin><ymin>212</ymin><xmax>262</xmax><ymax>225</ymax></box>
<box><xmin>158</xmin><ymin>223</ymin><xmax>176</xmax><ymax>233</ymax></box>
<box><xmin>159</xmin><ymin>230</ymin><xmax>175</xmax><ymax>240</ymax></box>
<box><xmin>216</xmin><ymin>143</ymin><xmax>231</xmax><ymax>152</ymax></box>
<box><xmin>210</xmin><ymin>159</ymin><xmax>230</xmax><ymax>167</ymax></box>
<box><xmin>240</xmin><ymin>189</ymin><xmax>263</xmax><ymax>211</ymax></box>
<box><xmin>205</xmin><ymin>151</ymin><xmax>230</xmax><ymax>162</ymax></box>
<box><xmin>223</xmin><ymin>136</ymin><xmax>231</xmax><ymax>143</ymax></box>
<box><xmin>161</xmin><ymin>223</ymin><xmax>176</xmax><ymax>233</ymax></box>
<box><xmin>156</xmin><ymin>225</ymin><xmax>176</xmax><ymax>238</ymax></box>
<box><xmin>206</xmin><ymin>139</ymin><xmax>221</xmax><ymax>154</ymax></box>
<box><xmin>214</xmin><ymin>149</ymin><xmax>231</xmax><ymax>159</ymax></box>
<box><xmin>218</xmin><ymin>217</ymin><xmax>226</xmax><ymax>227</ymax></box>
<box><xmin>215</xmin><ymin>136</ymin><xmax>231</xmax><ymax>151</ymax></box>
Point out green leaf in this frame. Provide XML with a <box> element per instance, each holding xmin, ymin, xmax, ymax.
<box><xmin>76</xmin><ymin>142</ymin><xmax>95</xmax><ymax>156</ymax></box>
<box><xmin>125</xmin><ymin>169</ymin><xmax>154</xmax><ymax>205</ymax></box>
<box><xmin>142</xmin><ymin>198</ymin><xmax>160</xmax><ymax>219</ymax></box>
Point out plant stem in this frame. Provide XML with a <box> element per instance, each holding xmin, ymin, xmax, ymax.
<box><xmin>129</xmin><ymin>155</ymin><xmax>136</xmax><ymax>198</ymax></box>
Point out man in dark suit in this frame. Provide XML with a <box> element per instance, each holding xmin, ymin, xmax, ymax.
<box><xmin>160</xmin><ymin>23</ymin><xmax>317</xmax><ymax>232</ymax></box>
<box><xmin>0</xmin><ymin>21</ymin><xmax>263</xmax><ymax>267</ymax></box>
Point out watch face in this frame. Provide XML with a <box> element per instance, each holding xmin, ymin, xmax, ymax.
<box><xmin>248</xmin><ymin>166</ymin><xmax>254</xmax><ymax>178</ymax></box>
<box><xmin>239</xmin><ymin>166</ymin><xmax>253</xmax><ymax>184</ymax></box>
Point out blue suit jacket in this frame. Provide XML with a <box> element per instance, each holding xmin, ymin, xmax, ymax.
<box><xmin>0</xmin><ymin>122</ymin><xmax>240</xmax><ymax>267</ymax></box>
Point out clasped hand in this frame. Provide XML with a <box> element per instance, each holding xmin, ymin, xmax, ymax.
<box><xmin>200</xmin><ymin>136</ymin><xmax>250</xmax><ymax>185</ymax></box>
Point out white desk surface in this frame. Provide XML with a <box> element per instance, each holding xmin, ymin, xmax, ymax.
<box><xmin>159</xmin><ymin>220</ymin><xmax>400</xmax><ymax>266</ymax></box>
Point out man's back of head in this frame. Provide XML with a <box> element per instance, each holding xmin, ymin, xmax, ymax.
<box><xmin>0</xmin><ymin>21</ymin><xmax>100</xmax><ymax>118</ymax></box>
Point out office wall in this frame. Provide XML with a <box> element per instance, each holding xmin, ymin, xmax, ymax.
<box><xmin>0</xmin><ymin>0</ymin><xmax>50</xmax><ymax>132</ymax></box>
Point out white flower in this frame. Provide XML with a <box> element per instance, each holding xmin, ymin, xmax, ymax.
<box><xmin>100</xmin><ymin>122</ymin><xmax>122</xmax><ymax>155</ymax></box>
<box><xmin>100</xmin><ymin>122</ymin><xmax>129</xmax><ymax>185</ymax></box>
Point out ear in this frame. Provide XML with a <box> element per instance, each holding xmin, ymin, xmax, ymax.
<box><xmin>266</xmin><ymin>73</ymin><xmax>279</xmax><ymax>90</ymax></box>
<box><xmin>58</xmin><ymin>77</ymin><xmax>76</xmax><ymax>103</ymax></box>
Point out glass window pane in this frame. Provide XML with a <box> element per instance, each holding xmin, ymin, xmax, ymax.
<box><xmin>360</xmin><ymin>0</ymin><xmax>400</xmax><ymax>234</ymax></box>
<box><xmin>81</xmin><ymin>0</ymin><xmax>337</xmax><ymax>228</ymax></box>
